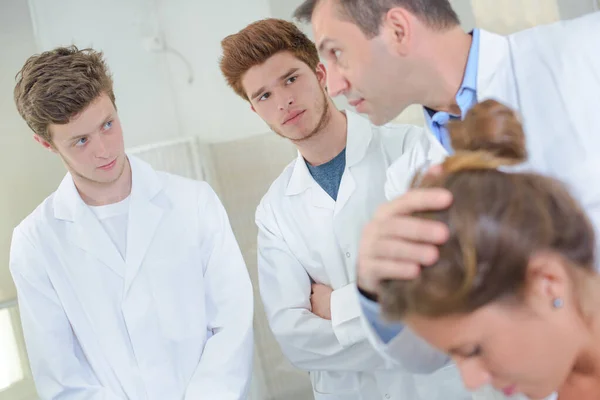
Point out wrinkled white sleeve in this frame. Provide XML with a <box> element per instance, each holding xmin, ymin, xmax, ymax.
<box><xmin>10</xmin><ymin>228</ymin><xmax>125</xmax><ymax>400</ymax></box>
<box><xmin>360</xmin><ymin>128</ymin><xmax>451</xmax><ymax>373</ymax></box>
<box><xmin>185</xmin><ymin>186</ymin><xmax>254</xmax><ymax>400</ymax></box>
<box><xmin>385</xmin><ymin>129</ymin><xmax>448</xmax><ymax>200</ymax></box>
<box><xmin>256</xmin><ymin>200</ymin><xmax>394</xmax><ymax>372</ymax></box>
<box><xmin>358</xmin><ymin>292</ymin><xmax>450</xmax><ymax>374</ymax></box>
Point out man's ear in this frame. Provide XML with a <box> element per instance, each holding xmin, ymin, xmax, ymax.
<box><xmin>381</xmin><ymin>7</ymin><xmax>412</xmax><ymax>56</ymax></box>
<box><xmin>316</xmin><ymin>62</ymin><xmax>327</xmax><ymax>89</ymax></box>
<box><xmin>33</xmin><ymin>134</ymin><xmax>57</xmax><ymax>153</ymax></box>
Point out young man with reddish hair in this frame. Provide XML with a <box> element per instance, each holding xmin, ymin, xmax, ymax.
<box><xmin>220</xmin><ymin>19</ymin><xmax>471</xmax><ymax>400</ymax></box>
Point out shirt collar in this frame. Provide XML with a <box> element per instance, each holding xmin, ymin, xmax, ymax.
<box><xmin>424</xmin><ymin>28</ymin><xmax>480</xmax><ymax>119</ymax></box>
<box><xmin>285</xmin><ymin>110</ymin><xmax>373</xmax><ymax>196</ymax></box>
<box><xmin>461</xmin><ymin>28</ymin><xmax>480</xmax><ymax>93</ymax></box>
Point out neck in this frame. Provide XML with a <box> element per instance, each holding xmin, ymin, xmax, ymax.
<box><xmin>297</xmin><ymin>103</ymin><xmax>347</xmax><ymax>166</ymax></box>
<box><xmin>418</xmin><ymin>27</ymin><xmax>473</xmax><ymax>114</ymax></box>
<box><xmin>566</xmin><ymin>278</ymin><xmax>600</xmax><ymax>385</ymax></box>
<box><xmin>75</xmin><ymin>157</ymin><xmax>132</xmax><ymax>206</ymax></box>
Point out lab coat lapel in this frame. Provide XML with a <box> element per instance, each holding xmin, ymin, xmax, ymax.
<box><xmin>334</xmin><ymin>111</ymin><xmax>372</xmax><ymax>216</ymax></box>
<box><xmin>311</xmin><ymin>186</ymin><xmax>335</xmax><ymax>210</ymax></box>
<box><xmin>477</xmin><ymin>29</ymin><xmax>551</xmax><ymax>173</ymax></box>
<box><xmin>123</xmin><ymin>156</ymin><xmax>165</xmax><ymax>294</ymax></box>
<box><xmin>476</xmin><ymin>30</ymin><xmax>520</xmax><ymax>110</ymax></box>
<box><xmin>54</xmin><ymin>174</ymin><xmax>125</xmax><ymax>278</ymax></box>
<box><xmin>286</xmin><ymin>153</ymin><xmax>335</xmax><ymax>210</ymax></box>
<box><xmin>51</xmin><ymin>160</ymin><xmax>161</xmax><ymax>398</ymax></box>
<box><xmin>53</xmin><ymin>172</ymin><xmax>142</xmax><ymax>395</ymax></box>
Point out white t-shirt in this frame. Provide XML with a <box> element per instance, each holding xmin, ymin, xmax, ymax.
<box><xmin>89</xmin><ymin>196</ymin><xmax>130</xmax><ymax>260</ymax></box>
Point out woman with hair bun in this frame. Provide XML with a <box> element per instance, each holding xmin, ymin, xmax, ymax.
<box><xmin>379</xmin><ymin>100</ymin><xmax>598</xmax><ymax>400</ymax></box>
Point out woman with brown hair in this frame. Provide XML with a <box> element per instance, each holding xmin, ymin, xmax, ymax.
<box><xmin>379</xmin><ymin>100</ymin><xmax>599</xmax><ymax>400</ymax></box>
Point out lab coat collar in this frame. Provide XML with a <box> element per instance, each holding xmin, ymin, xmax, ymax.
<box><xmin>122</xmin><ymin>155</ymin><xmax>166</xmax><ymax>293</ymax></box>
<box><xmin>52</xmin><ymin>155</ymin><xmax>166</xmax><ymax>285</ymax></box>
<box><xmin>345</xmin><ymin>110</ymin><xmax>373</xmax><ymax>168</ymax></box>
<box><xmin>128</xmin><ymin>154</ymin><xmax>163</xmax><ymax>203</ymax></box>
<box><xmin>285</xmin><ymin>110</ymin><xmax>373</xmax><ymax>197</ymax></box>
<box><xmin>53</xmin><ymin>172</ymin><xmax>88</xmax><ymax>222</ymax></box>
<box><xmin>476</xmin><ymin>29</ymin><xmax>519</xmax><ymax>109</ymax></box>
<box><xmin>53</xmin><ymin>154</ymin><xmax>163</xmax><ymax>222</ymax></box>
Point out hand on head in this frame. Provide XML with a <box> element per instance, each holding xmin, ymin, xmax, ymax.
<box><xmin>357</xmin><ymin>100</ymin><xmax>527</xmax><ymax>297</ymax></box>
<box><xmin>357</xmin><ymin>185</ymin><xmax>451</xmax><ymax>295</ymax></box>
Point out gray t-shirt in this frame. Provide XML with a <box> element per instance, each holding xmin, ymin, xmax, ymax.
<box><xmin>305</xmin><ymin>148</ymin><xmax>346</xmax><ymax>201</ymax></box>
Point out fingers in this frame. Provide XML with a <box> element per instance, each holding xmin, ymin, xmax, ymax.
<box><xmin>374</xmin><ymin>188</ymin><xmax>453</xmax><ymax>221</ymax></box>
<box><xmin>357</xmin><ymin>188</ymin><xmax>453</xmax><ymax>295</ymax></box>
<box><xmin>424</xmin><ymin>164</ymin><xmax>444</xmax><ymax>178</ymax></box>
<box><xmin>376</xmin><ymin>215</ymin><xmax>449</xmax><ymax>245</ymax></box>
<box><xmin>357</xmin><ymin>260</ymin><xmax>421</xmax><ymax>295</ymax></box>
<box><xmin>357</xmin><ymin>236</ymin><xmax>437</xmax><ymax>294</ymax></box>
<box><xmin>370</xmin><ymin>238</ymin><xmax>440</xmax><ymax>266</ymax></box>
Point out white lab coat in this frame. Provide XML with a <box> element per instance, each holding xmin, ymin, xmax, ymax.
<box><xmin>256</xmin><ymin>110</ymin><xmax>471</xmax><ymax>399</ymax></box>
<box><xmin>9</xmin><ymin>156</ymin><xmax>254</xmax><ymax>400</ymax></box>
<box><xmin>476</xmin><ymin>11</ymin><xmax>600</xmax><ymax>265</ymax></box>
<box><xmin>369</xmin><ymin>11</ymin><xmax>600</xmax><ymax>400</ymax></box>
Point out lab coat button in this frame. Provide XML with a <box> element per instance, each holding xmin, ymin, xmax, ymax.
<box><xmin>385</xmin><ymin>395</ymin><xmax>391</xmax><ymax>399</ymax></box>
<box><xmin>345</xmin><ymin>252</ymin><xmax>351</xmax><ymax>258</ymax></box>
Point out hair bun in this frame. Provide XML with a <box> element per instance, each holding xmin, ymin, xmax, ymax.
<box><xmin>448</xmin><ymin>99</ymin><xmax>527</xmax><ymax>163</ymax></box>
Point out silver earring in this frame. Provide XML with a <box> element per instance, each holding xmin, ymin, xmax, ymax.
<box><xmin>552</xmin><ymin>298</ymin><xmax>564</xmax><ymax>309</ymax></box>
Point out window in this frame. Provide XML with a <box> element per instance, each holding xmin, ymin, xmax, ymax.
<box><xmin>0</xmin><ymin>303</ymin><xmax>36</xmax><ymax>400</ymax></box>
<box><xmin>0</xmin><ymin>307</ymin><xmax>24</xmax><ymax>390</ymax></box>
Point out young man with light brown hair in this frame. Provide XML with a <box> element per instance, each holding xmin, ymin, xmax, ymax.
<box><xmin>10</xmin><ymin>46</ymin><xmax>254</xmax><ymax>400</ymax></box>
<box><xmin>220</xmin><ymin>18</ymin><xmax>471</xmax><ymax>400</ymax></box>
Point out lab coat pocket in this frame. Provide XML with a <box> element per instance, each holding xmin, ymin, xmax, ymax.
<box><xmin>310</xmin><ymin>371</ymin><xmax>360</xmax><ymax>400</ymax></box>
<box><xmin>147</xmin><ymin>245</ymin><xmax>206</xmax><ymax>340</ymax></box>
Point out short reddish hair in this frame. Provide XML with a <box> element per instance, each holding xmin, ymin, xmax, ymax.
<box><xmin>220</xmin><ymin>18</ymin><xmax>320</xmax><ymax>100</ymax></box>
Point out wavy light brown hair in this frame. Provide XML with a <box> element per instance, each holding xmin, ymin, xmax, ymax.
<box><xmin>379</xmin><ymin>100</ymin><xmax>596</xmax><ymax>319</ymax></box>
<box><xmin>14</xmin><ymin>45</ymin><xmax>116</xmax><ymax>143</ymax></box>
<box><xmin>219</xmin><ymin>18</ymin><xmax>320</xmax><ymax>101</ymax></box>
